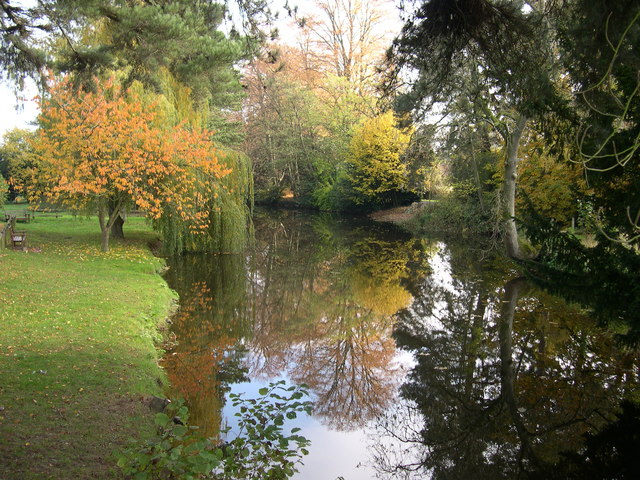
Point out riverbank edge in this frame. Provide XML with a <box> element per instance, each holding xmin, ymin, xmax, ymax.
<box><xmin>0</xmin><ymin>214</ymin><xmax>177</xmax><ymax>479</ymax></box>
<box><xmin>368</xmin><ymin>202</ymin><xmax>432</xmax><ymax>230</ymax></box>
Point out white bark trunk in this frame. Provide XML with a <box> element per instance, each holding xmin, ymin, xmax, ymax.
<box><xmin>503</xmin><ymin>115</ymin><xmax>528</xmax><ymax>259</ymax></box>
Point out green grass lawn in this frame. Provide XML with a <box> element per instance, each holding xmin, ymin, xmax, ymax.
<box><xmin>0</xmin><ymin>213</ymin><xmax>176</xmax><ymax>479</ymax></box>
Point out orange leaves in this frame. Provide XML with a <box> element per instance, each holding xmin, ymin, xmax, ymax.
<box><xmin>29</xmin><ymin>75</ymin><xmax>231</xmax><ymax>226</ymax></box>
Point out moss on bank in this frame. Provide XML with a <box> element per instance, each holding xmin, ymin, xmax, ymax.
<box><xmin>0</xmin><ymin>214</ymin><xmax>175</xmax><ymax>479</ymax></box>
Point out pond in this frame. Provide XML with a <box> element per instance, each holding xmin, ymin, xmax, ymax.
<box><xmin>163</xmin><ymin>208</ymin><xmax>640</xmax><ymax>479</ymax></box>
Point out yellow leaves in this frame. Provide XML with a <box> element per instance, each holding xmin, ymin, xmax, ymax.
<box><xmin>347</xmin><ymin>111</ymin><xmax>412</xmax><ymax>202</ymax></box>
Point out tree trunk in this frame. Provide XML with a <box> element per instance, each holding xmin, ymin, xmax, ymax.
<box><xmin>109</xmin><ymin>201</ymin><xmax>125</xmax><ymax>239</ymax></box>
<box><xmin>98</xmin><ymin>199</ymin><xmax>123</xmax><ymax>253</ymax></box>
<box><xmin>98</xmin><ymin>206</ymin><xmax>110</xmax><ymax>253</ymax></box>
<box><xmin>503</xmin><ymin>115</ymin><xmax>528</xmax><ymax>259</ymax></box>
<box><xmin>470</xmin><ymin>135</ymin><xmax>485</xmax><ymax>213</ymax></box>
<box><xmin>101</xmin><ymin>226</ymin><xmax>110</xmax><ymax>252</ymax></box>
<box><xmin>111</xmin><ymin>213</ymin><xmax>125</xmax><ymax>239</ymax></box>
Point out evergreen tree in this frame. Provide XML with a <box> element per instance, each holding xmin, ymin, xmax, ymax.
<box><xmin>556</xmin><ymin>0</ymin><xmax>640</xmax><ymax>244</ymax></box>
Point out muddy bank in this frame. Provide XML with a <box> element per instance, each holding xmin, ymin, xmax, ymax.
<box><xmin>368</xmin><ymin>201</ymin><xmax>430</xmax><ymax>225</ymax></box>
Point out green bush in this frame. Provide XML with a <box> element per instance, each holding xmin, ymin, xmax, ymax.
<box><xmin>407</xmin><ymin>193</ymin><xmax>494</xmax><ymax>235</ymax></box>
<box><xmin>311</xmin><ymin>169</ymin><xmax>358</xmax><ymax>212</ymax></box>
<box><xmin>0</xmin><ymin>175</ymin><xmax>8</xmax><ymax>207</ymax></box>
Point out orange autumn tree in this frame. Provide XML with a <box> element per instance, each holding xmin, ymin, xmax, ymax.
<box><xmin>28</xmin><ymin>76</ymin><xmax>230</xmax><ymax>252</ymax></box>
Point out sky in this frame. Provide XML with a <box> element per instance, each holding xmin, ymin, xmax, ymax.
<box><xmin>0</xmin><ymin>80</ymin><xmax>39</xmax><ymax>137</ymax></box>
<box><xmin>1</xmin><ymin>0</ymin><xmax>39</xmax><ymax>137</ymax></box>
<box><xmin>0</xmin><ymin>0</ymin><xmax>403</xmax><ymax>139</ymax></box>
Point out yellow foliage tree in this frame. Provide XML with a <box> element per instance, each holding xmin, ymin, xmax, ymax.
<box><xmin>517</xmin><ymin>136</ymin><xmax>589</xmax><ymax>227</ymax></box>
<box><xmin>346</xmin><ymin>111</ymin><xmax>412</xmax><ymax>206</ymax></box>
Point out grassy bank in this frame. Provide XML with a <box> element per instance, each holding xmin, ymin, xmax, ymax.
<box><xmin>0</xmin><ymin>213</ymin><xmax>175</xmax><ymax>479</ymax></box>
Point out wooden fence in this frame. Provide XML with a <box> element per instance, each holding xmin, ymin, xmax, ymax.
<box><xmin>0</xmin><ymin>217</ymin><xmax>13</xmax><ymax>250</ymax></box>
<box><xmin>0</xmin><ymin>215</ymin><xmax>26</xmax><ymax>250</ymax></box>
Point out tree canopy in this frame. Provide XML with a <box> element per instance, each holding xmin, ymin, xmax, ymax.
<box><xmin>1</xmin><ymin>0</ymin><xmax>258</xmax><ymax>89</ymax></box>
<box><xmin>27</xmin><ymin>75</ymin><xmax>229</xmax><ymax>252</ymax></box>
<box><xmin>347</xmin><ymin>110</ymin><xmax>413</xmax><ymax>207</ymax></box>
<box><xmin>556</xmin><ymin>0</ymin><xmax>640</xmax><ymax>244</ymax></box>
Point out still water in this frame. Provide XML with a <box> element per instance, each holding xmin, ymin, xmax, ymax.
<box><xmin>163</xmin><ymin>208</ymin><xmax>639</xmax><ymax>479</ymax></box>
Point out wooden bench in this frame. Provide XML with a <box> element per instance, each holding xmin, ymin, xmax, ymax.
<box><xmin>11</xmin><ymin>231</ymin><xmax>27</xmax><ymax>248</ymax></box>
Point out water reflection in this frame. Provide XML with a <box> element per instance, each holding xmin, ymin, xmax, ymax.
<box><xmin>162</xmin><ymin>254</ymin><xmax>250</xmax><ymax>438</ymax></box>
<box><xmin>371</xmin><ymin>244</ymin><xmax>640</xmax><ymax>479</ymax></box>
<box><xmin>245</xmin><ymin>211</ymin><xmax>433</xmax><ymax>430</ymax></box>
<box><xmin>164</xmin><ymin>210</ymin><xmax>432</xmax><ymax>435</ymax></box>
<box><xmin>162</xmin><ymin>209</ymin><xmax>640</xmax><ymax>478</ymax></box>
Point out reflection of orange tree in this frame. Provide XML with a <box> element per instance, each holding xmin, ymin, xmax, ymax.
<box><xmin>162</xmin><ymin>281</ymin><xmax>246</xmax><ymax>439</ymax></box>
<box><xmin>289</xmin><ymin>302</ymin><xmax>399</xmax><ymax>431</ymax></box>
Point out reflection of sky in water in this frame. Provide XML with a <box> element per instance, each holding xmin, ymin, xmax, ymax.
<box><xmin>222</xmin><ymin>349</ymin><xmax>416</xmax><ymax>480</ymax></box>
<box><xmin>404</xmin><ymin>242</ymin><xmax>450</xmax><ymax>332</ymax></box>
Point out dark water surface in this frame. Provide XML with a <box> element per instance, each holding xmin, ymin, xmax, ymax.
<box><xmin>163</xmin><ymin>208</ymin><xmax>640</xmax><ymax>479</ymax></box>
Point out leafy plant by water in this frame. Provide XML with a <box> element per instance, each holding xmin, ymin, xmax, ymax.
<box><xmin>116</xmin><ymin>381</ymin><xmax>312</xmax><ymax>479</ymax></box>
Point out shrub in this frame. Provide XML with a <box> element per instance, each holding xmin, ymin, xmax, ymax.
<box><xmin>116</xmin><ymin>381</ymin><xmax>312</xmax><ymax>480</ymax></box>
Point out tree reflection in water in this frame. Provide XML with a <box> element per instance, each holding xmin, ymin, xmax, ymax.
<box><xmin>162</xmin><ymin>210</ymin><xmax>639</xmax><ymax>478</ymax></box>
<box><xmin>162</xmin><ymin>254</ymin><xmax>250</xmax><ymax>438</ymax></box>
<box><xmin>245</xmin><ymin>211</ymin><xmax>432</xmax><ymax>430</ymax></box>
<box><xmin>370</xmin><ymin>244</ymin><xmax>640</xmax><ymax>479</ymax></box>
<box><xmin>164</xmin><ymin>209</ymin><xmax>433</xmax><ymax>434</ymax></box>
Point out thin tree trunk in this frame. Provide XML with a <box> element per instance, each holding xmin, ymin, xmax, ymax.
<box><xmin>470</xmin><ymin>135</ymin><xmax>485</xmax><ymax>212</ymax></box>
<box><xmin>499</xmin><ymin>276</ymin><xmax>542</xmax><ymax>470</ymax></box>
<box><xmin>98</xmin><ymin>199</ymin><xmax>123</xmax><ymax>253</ymax></box>
<box><xmin>464</xmin><ymin>293</ymin><xmax>487</xmax><ymax>394</ymax></box>
<box><xmin>503</xmin><ymin>115</ymin><xmax>528</xmax><ymax>259</ymax></box>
